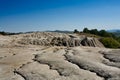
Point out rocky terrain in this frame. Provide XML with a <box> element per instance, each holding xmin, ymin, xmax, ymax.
<box><xmin>0</xmin><ymin>32</ymin><xmax>120</xmax><ymax>80</ymax></box>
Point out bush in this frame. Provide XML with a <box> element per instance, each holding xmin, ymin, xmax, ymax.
<box><xmin>83</xmin><ymin>28</ymin><xmax>90</xmax><ymax>33</ymax></box>
<box><xmin>100</xmin><ymin>37</ymin><xmax>120</xmax><ymax>48</ymax></box>
<box><xmin>73</xmin><ymin>29</ymin><xmax>79</xmax><ymax>33</ymax></box>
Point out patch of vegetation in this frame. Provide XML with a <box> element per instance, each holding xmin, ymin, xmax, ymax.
<box><xmin>100</xmin><ymin>37</ymin><xmax>120</xmax><ymax>48</ymax></box>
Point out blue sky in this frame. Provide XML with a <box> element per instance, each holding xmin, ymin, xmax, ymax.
<box><xmin>0</xmin><ymin>0</ymin><xmax>120</xmax><ymax>32</ymax></box>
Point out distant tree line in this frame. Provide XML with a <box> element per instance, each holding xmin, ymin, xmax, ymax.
<box><xmin>83</xmin><ymin>28</ymin><xmax>116</xmax><ymax>38</ymax></box>
<box><xmin>0</xmin><ymin>31</ymin><xmax>22</xmax><ymax>35</ymax></box>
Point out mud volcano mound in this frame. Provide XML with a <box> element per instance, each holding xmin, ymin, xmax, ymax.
<box><xmin>17</xmin><ymin>32</ymin><xmax>104</xmax><ymax>47</ymax></box>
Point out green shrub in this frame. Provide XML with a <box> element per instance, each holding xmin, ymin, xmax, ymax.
<box><xmin>100</xmin><ymin>37</ymin><xmax>120</xmax><ymax>48</ymax></box>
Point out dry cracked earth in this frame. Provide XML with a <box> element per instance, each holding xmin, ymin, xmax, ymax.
<box><xmin>0</xmin><ymin>32</ymin><xmax>120</xmax><ymax>80</ymax></box>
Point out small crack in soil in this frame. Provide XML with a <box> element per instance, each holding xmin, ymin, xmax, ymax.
<box><xmin>13</xmin><ymin>69</ymin><xmax>27</xmax><ymax>80</ymax></box>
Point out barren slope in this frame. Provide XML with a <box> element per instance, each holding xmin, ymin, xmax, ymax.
<box><xmin>0</xmin><ymin>32</ymin><xmax>120</xmax><ymax>80</ymax></box>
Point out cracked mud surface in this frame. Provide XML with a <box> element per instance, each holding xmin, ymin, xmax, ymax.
<box><xmin>0</xmin><ymin>45</ymin><xmax>120</xmax><ymax>80</ymax></box>
<box><xmin>0</xmin><ymin>33</ymin><xmax>120</xmax><ymax>80</ymax></box>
